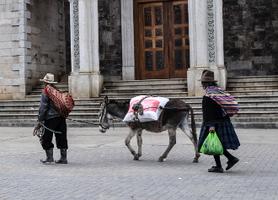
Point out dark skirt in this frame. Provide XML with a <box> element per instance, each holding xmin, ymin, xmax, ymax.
<box><xmin>198</xmin><ymin>119</ymin><xmax>240</xmax><ymax>151</ymax></box>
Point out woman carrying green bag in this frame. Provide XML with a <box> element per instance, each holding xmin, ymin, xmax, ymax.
<box><xmin>198</xmin><ymin>70</ymin><xmax>240</xmax><ymax>173</ymax></box>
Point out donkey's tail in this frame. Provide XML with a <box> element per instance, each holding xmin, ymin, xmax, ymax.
<box><xmin>188</xmin><ymin>105</ymin><xmax>197</xmax><ymax>142</ymax></box>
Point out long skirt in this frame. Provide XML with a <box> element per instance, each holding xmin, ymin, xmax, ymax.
<box><xmin>198</xmin><ymin>119</ymin><xmax>240</xmax><ymax>151</ymax></box>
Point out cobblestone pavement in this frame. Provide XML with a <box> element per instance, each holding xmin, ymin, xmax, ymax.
<box><xmin>0</xmin><ymin>127</ymin><xmax>277</xmax><ymax>200</ymax></box>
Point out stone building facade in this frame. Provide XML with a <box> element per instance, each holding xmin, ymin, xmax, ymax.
<box><xmin>0</xmin><ymin>0</ymin><xmax>277</xmax><ymax>99</ymax></box>
<box><xmin>0</xmin><ymin>0</ymin><xmax>68</xmax><ymax>99</ymax></box>
<box><xmin>223</xmin><ymin>0</ymin><xmax>278</xmax><ymax>76</ymax></box>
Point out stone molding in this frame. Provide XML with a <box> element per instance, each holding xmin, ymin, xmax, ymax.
<box><xmin>207</xmin><ymin>0</ymin><xmax>216</xmax><ymax>64</ymax></box>
<box><xmin>121</xmin><ymin>0</ymin><xmax>135</xmax><ymax>80</ymax></box>
<box><xmin>69</xmin><ymin>0</ymin><xmax>80</xmax><ymax>73</ymax></box>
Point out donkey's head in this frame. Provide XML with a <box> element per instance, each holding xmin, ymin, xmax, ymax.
<box><xmin>98</xmin><ymin>96</ymin><xmax>130</xmax><ymax>133</ymax></box>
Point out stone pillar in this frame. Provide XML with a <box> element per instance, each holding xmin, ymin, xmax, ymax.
<box><xmin>187</xmin><ymin>0</ymin><xmax>226</xmax><ymax>96</ymax></box>
<box><xmin>121</xmin><ymin>0</ymin><xmax>135</xmax><ymax>80</ymax></box>
<box><xmin>69</xmin><ymin>0</ymin><xmax>79</xmax><ymax>74</ymax></box>
<box><xmin>69</xmin><ymin>0</ymin><xmax>103</xmax><ymax>98</ymax></box>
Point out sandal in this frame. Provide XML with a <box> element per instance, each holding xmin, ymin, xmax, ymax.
<box><xmin>208</xmin><ymin>166</ymin><xmax>224</xmax><ymax>173</ymax></box>
<box><xmin>226</xmin><ymin>158</ymin><xmax>239</xmax><ymax>170</ymax></box>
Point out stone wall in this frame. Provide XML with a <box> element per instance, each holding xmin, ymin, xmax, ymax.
<box><xmin>27</xmin><ymin>0</ymin><xmax>66</xmax><ymax>92</ymax></box>
<box><xmin>98</xmin><ymin>0</ymin><xmax>122</xmax><ymax>80</ymax></box>
<box><xmin>223</xmin><ymin>0</ymin><xmax>278</xmax><ymax>76</ymax></box>
<box><xmin>0</xmin><ymin>0</ymin><xmax>26</xmax><ymax>99</ymax></box>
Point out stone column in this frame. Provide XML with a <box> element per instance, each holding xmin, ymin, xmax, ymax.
<box><xmin>187</xmin><ymin>0</ymin><xmax>226</xmax><ymax>96</ymax></box>
<box><xmin>121</xmin><ymin>0</ymin><xmax>135</xmax><ymax>80</ymax></box>
<box><xmin>69</xmin><ymin>0</ymin><xmax>103</xmax><ymax>98</ymax></box>
<box><xmin>69</xmin><ymin>0</ymin><xmax>79</xmax><ymax>74</ymax></box>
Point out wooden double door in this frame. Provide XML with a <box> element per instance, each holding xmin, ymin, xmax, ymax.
<box><xmin>134</xmin><ymin>0</ymin><xmax>189</xmax><ymax>79</ymax></box>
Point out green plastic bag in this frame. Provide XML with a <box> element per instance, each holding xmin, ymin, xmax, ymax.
<box><xmin>200</xmin><ymin>131</ymin><xmax>224</xmax><ymax>155</ymax></box>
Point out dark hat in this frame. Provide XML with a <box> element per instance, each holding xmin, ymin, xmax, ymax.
<box><xmin>200</xmin><ymin>70</ymin><xmax>217</xmax><ymax>82</ymax></box>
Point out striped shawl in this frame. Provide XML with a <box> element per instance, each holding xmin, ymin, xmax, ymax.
<box><xmin>205</xmin><ymin>86</ymin><xmax>239</xmax><ymax>117</ymax></box>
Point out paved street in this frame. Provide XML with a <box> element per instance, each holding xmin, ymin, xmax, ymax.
<box><xmin>0</xmin><ymin>127</ymin><xmax>277</xmax><ymax>200</ymax></box>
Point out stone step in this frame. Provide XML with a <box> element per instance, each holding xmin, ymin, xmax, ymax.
<box><xmin>1</xmin><ymin>103</ymin><xmax>278</xmax><ymax>112</ymax></box>
<box><xmin>2</xmin><ymin>99</ymin><xmax>278</xmax><ymax>110</ymax></box>
<box><xmin>104</xmin><ymin>84</ymin><xmax>187</xmax><ymax>90</ymax></box>
<box><xmin>0</xmin><ymin>107</ymin><xmax>101</xmax><ymax>114</ymax></box>
<box><xmin>22</xmin><ymin>94</ymin><xmax>278</xmax><ymax>101</ymax></box>
<box><xmin>231</xmin><ymin>122</ymin><xmax>278</xmax><ymax>129</ymax></box>
<box><xmin>2</xmin><ymin>116</ymin><xmax>278</xmax><ymax>123</ymax></box>
<box><xmin>10</xmin><ymin>95</ymin><xmax>278</xmax><ymax>108</ymax></box>
<box><xmin>102</xmin><ymin>88</ymin><xmax>186</xmax><ymax>94</ymax></box>
<box><xmin>29</xmin><ymin>84</ymin><xmax>69</xmax><ymax>95</ymax></box>
<box><xmin>31</xmin><ymin>89</ymin><xmax>69</xmax><ymax>94</ymax></box>
<box><xmin>104</xmin><ymin>78</ymin><xmax>187</xmax><ymax>86</ymax></box>
<box><xmin>0</xmin><ymin>104</ymin><xmax>101</xmax><ymax>109</ymax></box>
<box><xmin>227</xmin><ymin>80</ymin><xmax>278</xmax><ymax>86</ymax></box>
<box><xmin>100</xmin><ymin>92</ymin><xmax>188</xmax><ymax>98</ymax></box>
<box><xmin>231</xmin><ymin>117</ymin><xmax>278</xmax><ymax>122</ymax></box>
<box><xmin>227</xmin><ymin>75</ymin><xmax>278</xmax><ymax>82</ymax></box>
<box><xmin>0</xmin><ymin>113</ymin><xmax>99</xmax><ymax>119</ymax></box>
<box><xmin>21</xmin><ymin>97</ymin><xmax>278</xmax><ymax>106</ymax></box>
<box><xmin>0</xmin><ymin>119</ymin><xmax>100</xmax><ymax>127</ymax></box>
<box><xmin>228</xmin><ymin>90</ymin><xmax>278</xmax><ymax>96</ymax></box>
<box><xmin>1</xmin><ymin>110</ymin><xmax>277</xmax><ymax>120</ymax></box>
<box><xmin>0</xmin><ymin>100</ymin><xmax>101</xmax><ymax>107</ymax></box>
<box><xmin>80</xmin><ymin>116</ymin><xmax>278</xmax><ymax>122</ymax></box>
<box><xmin>34</xmin><ymin>84</ymin><xmax>69</xmax><ymax>89</ymax></box>
<box><xmin>227</xmin><ymin>86</ymin><xmax>278</xmax><ymax>91</ymax></box>
<box><xmin>0</xmin><ymin>120</ymin><xmax>276</xmax><ymax>128</ymax></box>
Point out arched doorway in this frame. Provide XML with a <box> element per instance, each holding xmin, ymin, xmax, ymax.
<box><xmin>134</xmin><ymin>0</ymin><xmax>189</xmax><ymax>79</ymax></box>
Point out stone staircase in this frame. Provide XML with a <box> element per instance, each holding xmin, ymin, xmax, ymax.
<box><xmin>227</xmin><ymin>75</ymin><xmax>278</xmax><ymax>95</ymax></box>
<box><xmin>101</xmin><ymin>78</ymin><xmax>188</xmax><ymax>98</ymax></box>
<box><xmin>0</xmin><ymin>76</ymin><xmax>277</xmax><ymax>128</ymax></box>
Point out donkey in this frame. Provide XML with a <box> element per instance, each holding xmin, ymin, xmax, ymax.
<box><xmin>98</xmin><ymin>96</ymin><xmax>200</xmax><ymax>163</ymax></box>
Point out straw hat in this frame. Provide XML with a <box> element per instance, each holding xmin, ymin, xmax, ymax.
<box><xmin>39</xmin><ymin>73</ymin><xmax>58</xmax><ymax>84</ymax></box>
<box><xmin>200</xmin><ymin>70</ymin><xmax>217</xmax><ymax>82</ymax></box>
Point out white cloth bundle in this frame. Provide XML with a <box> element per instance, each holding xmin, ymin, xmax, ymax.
<box><xmin>123</xmin><ymin>95</ymin><xmax>169</xmax><ymax>122</ymax></box>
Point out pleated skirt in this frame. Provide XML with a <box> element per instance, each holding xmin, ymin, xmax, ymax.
<box><xmin>198</xmin><ymin>119</ymin><xmax>240</xmax><ymax>151</ymax></box>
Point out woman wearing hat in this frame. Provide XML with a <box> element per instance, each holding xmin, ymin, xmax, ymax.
<box><xmin>37</xmin><ymin>73</ymin><xmax>68</xmax><ymax>164</ymax></box>
<box><xmin>198</xmin><ymin>70</ymin><xmax>240</xmax><ymax>173</ymax></box>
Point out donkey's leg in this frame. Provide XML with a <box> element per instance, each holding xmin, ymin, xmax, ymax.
<box><xmin>134</xmin><ymin>130</ymin><xmax>143</xmax><ymax>160</ymax></box>
<box><xmin>179</xmin><ymin>117</ymin><xmax>200</xmax><ymax>163</ymax></box>
<box><xmin>125</xmin><ymin>128</ymin><xmax>138</xmax><ymax>160</ymax></box>
<box><xmin>158</xmin><ymin>128</ymin><xmax>176</xmax><ymax>162</ymax></box>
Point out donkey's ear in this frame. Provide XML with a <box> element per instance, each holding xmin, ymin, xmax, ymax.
<box><xmin>104</xmin><ymin>96</ymin><xmax>108</xmax><ymax>104</ymax></box>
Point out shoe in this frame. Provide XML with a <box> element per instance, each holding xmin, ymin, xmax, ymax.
<box><xmin>40</xmin><ymin>148</ymin><xmax>54</xmax><ymax>164</ymax></box>
<box><xmin>208</xmin><ymin>166</ymin><xmax>224</xmax><ymax>173</ymax></box>
<box><xmin>55</xmin><ymin>149</ymin><xmax>68</xmax><ymax>164</ymax></box>
<box><xmin>226</xmin><ymin>158</ymin><xmax>239</xmax><ymax>170</ymax></box>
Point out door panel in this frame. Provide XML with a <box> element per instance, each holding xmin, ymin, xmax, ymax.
<box><xmin>139</xmin><ymin>3</ymin><xmax>169</xmax><ymax>79</ymax></box>
<box><xmin>135</xmin><ymin>0</ymin><xmax>189</xmax><ymax>79</ymax></box>
<box><xmin>169</xmin><ymin>1</ymin><xmax>189</xmax><ymax>78</ymax></box>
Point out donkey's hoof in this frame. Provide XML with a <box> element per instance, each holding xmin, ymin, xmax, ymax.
<box><xmin>193</xmin><ymin>154</ymin><xmax>201</xmax><ymax>163</ymax></box>
<box><xmin>158</xmin><ymin>157</ymin><xmax>166</xmax><ymax>162</ymax></box>
<box><xmin>192</xmin><ymin>158</ymin><xmax>199</xmax><ymax>163</ymax></box>
<box><xmin>133</xmin><ymin>154</ymin><xmax>140</xmax><ymax>160</ymax></box>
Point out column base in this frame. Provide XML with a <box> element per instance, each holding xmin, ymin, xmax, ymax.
<box><xmin>122</xmin><ymin>66</ymin><xmax>135</xmax><ymax>80</ymax></box>
<box><xmin>187</xmin><ymin>66</ymin><xmax>227</xmax><ymax>96</ymax></box>
<box><xmin>69</xmin><ymin>73</ymin><xmax>103</xmax><ymax>98</ymax></box>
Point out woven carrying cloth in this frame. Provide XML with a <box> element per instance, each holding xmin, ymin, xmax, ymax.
<box><xmin>43</xmin><ymin>85</ymin><xmax>75</xmax><ymax>118</ymax></box>
<box><xmin>205</xmin><ymin>86</ymin><xmax>239</xmax><ymax>117</ymax></box>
